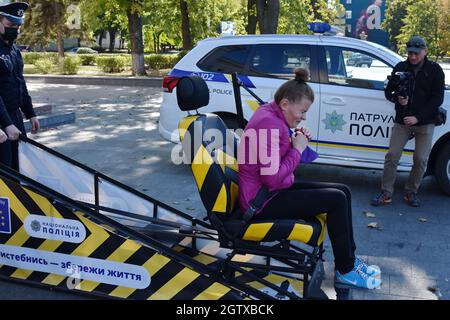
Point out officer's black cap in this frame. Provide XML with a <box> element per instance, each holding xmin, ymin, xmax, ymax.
<box><xmin>0</xmin><ymin>1</ymin><xmax>29</xmax><ymax>25</ymax></box>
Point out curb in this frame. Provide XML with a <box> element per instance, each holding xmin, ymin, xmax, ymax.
<box><xmin>25</xmin><ymin>75</ymin><xmax>163</xmax><ymax>88</ymax></box>
<box><xmin>24</xmin><ymin>112</ymin><xmax>76</xmax><ymax>132</ymax></box>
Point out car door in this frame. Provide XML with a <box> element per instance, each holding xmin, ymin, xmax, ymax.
<box><xmin>316</xmin><ymin>46</ymin><xmax>414</xmax><ymax>165</ymax></box>
<box><xmin>243</xmin><ymin>43</ymin><xmax>321</xmax><ymax>152</ymax></box>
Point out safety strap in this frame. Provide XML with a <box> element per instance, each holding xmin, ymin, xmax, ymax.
<box><xmin>243</xmin><ymin>185</ymin><xmax>277</xmax><ymax>222</ymax></box>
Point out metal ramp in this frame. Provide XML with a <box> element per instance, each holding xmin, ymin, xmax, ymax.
<box><xmin>0</xmin><ymin>136</ymin><xmax>325</xmax><ymax>300</ymax></box>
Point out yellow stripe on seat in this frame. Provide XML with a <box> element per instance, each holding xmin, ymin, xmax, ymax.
<box><xmin>242</xmin><ymin>223</ymin><xmax>273</xmax><ymax>242</ymax></box>
<box><xmin>287</xmin><ymin>223</ymin><xmax>314</xmax><ymax>244</ymax></box>
<box><xmin>316</xmin><ymin>213</ymin><xmax>327</xmax><ymax>245</ymax></box>
<box><xmin>191</xmin><ymin>145</ymin><xmax>214</xmax><ymax>190</ymax></box>
<box><xmin>211</xmin><ymin>184</ymin><xmax>227</xmax><ymax>213</ymax></box>
<box><xmin>229</xmin><ymin>181</ymin><xmax>239</xmax><ymax>212</ymax></box>
<box><xmin>178</xmin><ymin>116</ymin><xmax>199</xmax><ymax>141</ymax></box>
<box><xmin>215</xmin><ymin>149</ymin><xmax>238</xmax><ymax>172</ymax></box>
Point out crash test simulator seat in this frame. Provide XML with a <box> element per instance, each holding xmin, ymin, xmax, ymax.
<box><xmin>176</xmin><ymin>75</ymin><xmax>327</xmax><ymax>298</ymax></box>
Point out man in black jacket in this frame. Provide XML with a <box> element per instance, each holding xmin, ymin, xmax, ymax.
<box><xmin>371</xmin><ymin>36</ymin><xmax>445</xmax><ymax>207</ymax></box>
<box><xmin>0</xmin><ymin>1</ymin><xmax>39</xmax><ymax>171</ymax></box>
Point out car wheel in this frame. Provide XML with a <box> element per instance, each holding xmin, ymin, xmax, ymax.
<box><xmin>435</xmin><ymin>143</ymin><xmax>450</xmax><ymax>195</ymax></box>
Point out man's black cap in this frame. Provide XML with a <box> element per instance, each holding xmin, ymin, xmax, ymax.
<box><xmin>406</xmin><ymin>36</ymin><xmax>427</xmax><ymax>53</ymax></box>
<box><xmin>0</xmin><ymin>1</ymin><xmax>29</xmax><ymax>25</ymax></box>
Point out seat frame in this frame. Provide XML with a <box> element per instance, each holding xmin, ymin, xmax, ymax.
<box><xmin>208</xmin><ymin>210</ymin><xmax>325</xmax><ymax>299</ymax></box>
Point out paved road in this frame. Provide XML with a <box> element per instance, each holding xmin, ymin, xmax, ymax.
<box><xmin>0</xmin><ymin>82</ymin><xmax>449</xmax><ymax>300</ymax></box>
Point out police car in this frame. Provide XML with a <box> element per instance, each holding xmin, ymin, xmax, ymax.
<box><xmin>159</xmin><ymin>24</ymin><xmax>450</xmax><ymax>195</ymax></box>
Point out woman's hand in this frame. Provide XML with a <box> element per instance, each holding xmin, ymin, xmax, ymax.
<box><xmin>291</xmin><ymin>131</ymin><xmax>309</xmax><ymax>153</ymax></box>
<box><xmin>295</xmin><ymin>127</ymin><xmax>312</xmax><ymax>141</ymax></box>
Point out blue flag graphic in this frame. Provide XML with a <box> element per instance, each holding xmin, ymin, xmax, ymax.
<box><xmin>0</xmin><ymin>197</ymin><xmax>11</xmax><ymax>234</ymax></box>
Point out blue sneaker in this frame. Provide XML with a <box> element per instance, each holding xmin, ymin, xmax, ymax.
<box><xmin>335</xmin><ymin>267</ymin><xmax>381</xmax><ymax>289</ymax></box>
<box><xmin>355</xmin><ymin>257</ymin><xmax>381</xmax><ymax>277</ymax></box>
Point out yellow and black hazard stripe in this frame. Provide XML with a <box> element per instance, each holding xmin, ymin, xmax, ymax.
<box><xmin>241</xmin><ymin>214</ymin><xmax>327</xmax><ymax>247</ymax></box>
<box><xmin>179</xmin><ymin>114</ymin><xmax>239</xmax><ymax>217</ymax></box>
<box><xmin>0</xmin><ymin>176</ymin><xmax>244</xmax><ymax>300</ymax></box>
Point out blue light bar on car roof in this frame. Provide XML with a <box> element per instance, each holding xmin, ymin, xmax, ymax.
<box><xmin>307</xmin><ymin>22</ymin><xmax>331</xmax><ymax>34</ymax></box>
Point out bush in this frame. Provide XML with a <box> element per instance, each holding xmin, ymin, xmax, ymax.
<box><xmin>33</xmin><ymin>58</ymin><xmax>55</xmax><ymax>74</ymax></box>
<box><xmin>78</xmin><ymin>54</ymin><xmax>97</xmax><ymax>66</ymax></box>
<box><xmin>61</xmin><ymin>56</ymin><xmax>81</xmax><ymax>75</ymax></box>
<box><xmin>119</xmin><ymin>54</ymin><xmax>132</xmax><ymax>66</ymax></box>
<box><xmin>97</xmin><ymin>56</ymin><xmax>128</xmax><ymax>73</ymax></box>
<box><xmin>144</xmin><ymin>54</ymin><xmax>178</xmax><ymax>70</ymax></box>
<box><xmin>23</xmin><ymin>52</ymin><xmax>58</xmax><ymax>65</ymax></box>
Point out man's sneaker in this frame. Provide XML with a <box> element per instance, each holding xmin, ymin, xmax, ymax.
<box><xmin>370</xmin><ymin>190</ymin><xmax>392</xmax><ymax>206</ymax></box>
<box><xmin>335</xmin><ymin>267</ymin><xmax>382</xmax><ymax>290</ymax></box>
<box><xmin>404</xmin><ymin>192</ymin><xmax>420</xmax><ymax>207</ymax></box>
<box><xmin>355</xmin><ymin>257</ymin><xmax>381</xmax><ymax>277</ymax></box>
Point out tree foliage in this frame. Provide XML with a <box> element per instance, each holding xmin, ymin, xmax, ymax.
<box><xmin>21</xmin><ymin>0</ymin><xmax>85</xmax><ymax>59</ymax></box>
<box><xmin>396</xmin><ymin>0</ymin><xmax>450</xmax><ymax>59</ymax></box>
<box><xmin>79</xmin><ymin>0</ymin><xmax>127</xmax><ymax>51</ymax></box>
<box><xmin>22</xmin><ymin>0</ymin><xmax>347</xmax><ymax>56</ymax></box>
<box><xmin>384</xmin><ymin>0</ymin><xmax>450</xmax><ymax>58</ymax></box>
<box><xmin>382</xmin><ymin>0</ymin><xmax>414</xmax><ymax>51</ymax></box>
<box><xmin>279</xmin><ymin>0</ymin><xmax>342</xmax><ymax>34</ymax></box>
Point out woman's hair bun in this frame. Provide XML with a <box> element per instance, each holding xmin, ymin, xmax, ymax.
<box><xmin>294</xmin><ymin>68</ymin><xmax>310</xmax><ymax>83</ymax></box>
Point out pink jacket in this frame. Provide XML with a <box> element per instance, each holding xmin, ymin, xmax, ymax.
<box><xmin>238</xmin><ymin>101</ymin><xmax>301</xmax><ymax>214</ymax></box>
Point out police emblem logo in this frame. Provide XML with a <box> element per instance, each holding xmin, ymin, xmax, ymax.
<box><xmin>30</xmin><ymin>220</ymin><xmax>41</xmax><ymax>232</ymax></box>
<box><xmin>322</xmin><ymin>110</ymin><xmax>347</xmax><ymax>134</ymax></box>
<box><xmin>17</xmin><ymin>9</ymin><xmax>24</xmax><ymax>17</ymax></box>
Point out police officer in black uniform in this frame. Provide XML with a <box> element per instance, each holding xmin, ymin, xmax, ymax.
<box><xmin>0</xmin><ymin>1</ymin><xmax>39</xmax><ymax>170</ymax></box>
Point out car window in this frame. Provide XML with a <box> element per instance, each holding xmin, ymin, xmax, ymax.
<box><xmin>197</xmin><ymin>45</ymin><xmax>252</xmax><ymax>73</ymax></box>
<box><xmin>324</xmin><ymin>47</ymin><xmax>392</xmax><ymax>90</ymax></box>
<box><xmin>248</xmin><ymin>44</ymin><xmax>311</xmax><ymax>77</ymax></box>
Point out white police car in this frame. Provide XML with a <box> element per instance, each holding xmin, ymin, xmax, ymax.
<box><xmin>159</xmin><ymin>24</ymin><xmax>450</xmax><ymax>195</ymax></box>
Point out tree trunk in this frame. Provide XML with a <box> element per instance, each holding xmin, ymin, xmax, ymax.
<box><xmin>127</xmin><ymin>8</ymin><xmax>146</xmax><ymax>76</ymax></box>
<box><xmin>246</xmin><ymin>0</ymin><xmax>257</xmax><ymax>34</ymax></box>
<box><xmin>256</xmin><ymin>0</ymin><xmax>279</xmax><ymax>34</ymax></box>
<box><xmin>156</xmin><ymin>31</ymin><xmax>163</xmax><ymax>53</ymax></box>
<box><xmin>108</xmin><ymin>27</ymin><xmax>117</xmax><ymax>52</ymax></box>
<box><xmin>98</xmin><ymin>30</ymin><xmax>104</xmax><ymax>48</ymax></box>
<box><xmin>180</xmin><ymin>0</ymin><xmax>192</xmax><ymax>50</ymax></box>
<box><xmin>56</xmin><ymin>29</ymin><xmax>65</xmax><ymax>61</ymax></box>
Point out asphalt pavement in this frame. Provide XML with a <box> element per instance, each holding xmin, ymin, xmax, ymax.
<box><xmin>0</xmin><ymin>81</ymin><xmax>449</xmax><ymax>300</ymax></box>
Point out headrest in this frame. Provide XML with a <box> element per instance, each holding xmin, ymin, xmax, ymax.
<box><xmin>176</xmin><ymin>76</ymin><xmax>209</xmax><ymax>111</ymax></box>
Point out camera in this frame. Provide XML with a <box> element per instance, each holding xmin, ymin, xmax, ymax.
<box><xmin>387</xmin><ymin>71</ymin><xmax>411</xmax><ymax>98</ymax></box>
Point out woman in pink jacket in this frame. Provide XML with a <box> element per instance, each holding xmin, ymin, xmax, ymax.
<box><xmin>238</xmin><ymin>68</ymin><xmax>381</xmax><ymax>290</ymax></box>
